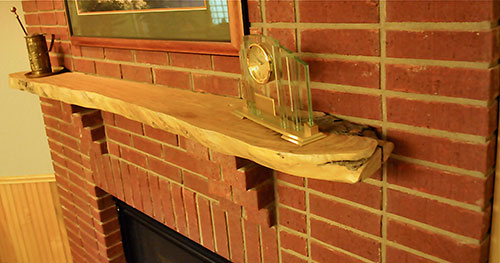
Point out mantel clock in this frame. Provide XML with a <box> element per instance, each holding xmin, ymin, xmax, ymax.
<box><xmin>234</xmin><ymin>35</ymin><xmax>325</xmax><ymax>146</ymax></box>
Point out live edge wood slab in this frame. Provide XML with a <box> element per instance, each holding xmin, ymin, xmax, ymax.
<box><xmin>9</xmin><ymin>71</ymin><xmax>393</xmax><ymax>183</ymax></box>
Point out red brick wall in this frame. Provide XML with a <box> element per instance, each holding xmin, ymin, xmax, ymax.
<box><xmin>41</xmin><ymin>99</ymin><xmax>277</xmax><ymax>263</ymax></box>
<box><xmin>25</xmin><ymin>0</ymin><xmax>499</xmax><ymax>262</ymax></box>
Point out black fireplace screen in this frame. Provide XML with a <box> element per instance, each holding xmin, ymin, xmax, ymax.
<box><xmin>115</xmin><ymin>199</ymin><xmax>230</xmax><ymax>263</ymax></box>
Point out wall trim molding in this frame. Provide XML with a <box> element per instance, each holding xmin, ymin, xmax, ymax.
<box><xmin>0</xmin><ymin>174</ymin><xmax>55</xmax><ymax>185</ymax></box>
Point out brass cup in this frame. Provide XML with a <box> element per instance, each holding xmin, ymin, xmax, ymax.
<box><xmin>25</xmin><ymin>34</ymin><xmax>52</xmax><ymax>77</ymax></box>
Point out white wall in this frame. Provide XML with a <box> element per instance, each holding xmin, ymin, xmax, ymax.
<box><xmin>0</xmin><ymin>1</ymin><xmax>53</xmax><ymax>176</ymax></box>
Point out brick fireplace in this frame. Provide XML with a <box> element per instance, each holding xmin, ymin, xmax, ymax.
<box><xmin>38</xmin><ymin>91</ymin><xmax>495</xmax><ymax>263</ymax></box>
<box><xmin>41</xmin><ymin>99</ymin><xmax>279</xmax><ymax>263</ymax></box>
<box><xmin>19</xmin><ymin>0</ymin><xmax>499</xmax><ymax>262</ymax></box>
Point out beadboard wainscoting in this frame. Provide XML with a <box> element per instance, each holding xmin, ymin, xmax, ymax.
<box><xmin>0</xmin><ymin>174</ymin><xmax>71</xmax><ymax>263</ymax></box>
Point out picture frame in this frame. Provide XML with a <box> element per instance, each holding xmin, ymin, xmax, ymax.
<box><xmin>64</xmin><ymin>0</ymin><xmax>245</xmax><ymax>56</ymax></box>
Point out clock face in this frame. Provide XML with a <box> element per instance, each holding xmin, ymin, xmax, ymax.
<box><xmin>246</xmin><ymin>44</ymin><xmax>273</xmax><ymax>84</ymax></box>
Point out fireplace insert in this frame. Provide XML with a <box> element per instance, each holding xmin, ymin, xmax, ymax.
<box><xmin>115</xmin><ymin>199</ymin><xmax>230</xmax><ymax>263</ymax></box>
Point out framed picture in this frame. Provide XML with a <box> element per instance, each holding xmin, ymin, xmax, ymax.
<box><xmin>64</xmin><ymin>0</ymin><xmax>245</xmax><ymax>55</ymax></box>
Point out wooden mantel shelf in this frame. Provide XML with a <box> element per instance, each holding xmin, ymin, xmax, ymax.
<box><xmin>9</xmin><ymin>71</ymin><xmax>393</xmax><ymax>183</ymax></box>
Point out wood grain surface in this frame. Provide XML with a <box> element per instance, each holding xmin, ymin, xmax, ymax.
<box><xmin>490</xmin><ymin>116</ymin><xmax>500</xmax><ymax>263</ymax></box>
<box><xmin>0</xmin><ymin>175</ymin><xmax>72</xmax><ymax>263</ymax></box>
<box><xmin>9</xmin><ymin>71</ymin><xmax>393</xmax><ymax>182</ymax></box>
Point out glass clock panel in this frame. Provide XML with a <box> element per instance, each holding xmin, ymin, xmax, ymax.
<box><xmin>240</xmin><ymin>35</ymin><xmax>315</xmax><ymax>137</ymax></box>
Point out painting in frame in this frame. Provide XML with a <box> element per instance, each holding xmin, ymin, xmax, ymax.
<box><xmin>64</xmin><ymin>0</ymin><xmax>245</xmax><ymax>55</ymax></box>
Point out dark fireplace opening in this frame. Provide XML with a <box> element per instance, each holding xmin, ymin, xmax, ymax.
<box><xmin>115</xmin><ymin>199</ymin><xmax>230</xmax><ymax>263</ymax></box>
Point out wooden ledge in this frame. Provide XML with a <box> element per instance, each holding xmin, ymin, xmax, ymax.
<box><xmin>9</xmin><ymin>71</ymin><xmax>393</xmax><ymax>183</ymax></box>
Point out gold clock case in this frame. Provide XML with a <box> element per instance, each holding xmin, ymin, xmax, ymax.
<box><xmin>235</xmin><ymin>35</ymin><xmax>325</xmax><ymax>146</ymax></box>
<box><xmin>246</xmin><ymin>43</ymin><xmax>273</xmax><ymax>84</ymax></box>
